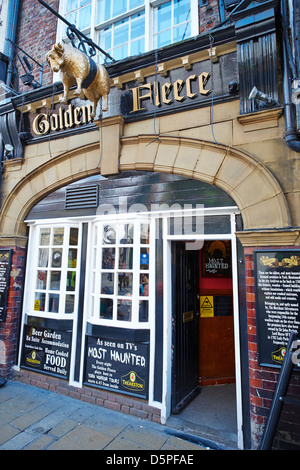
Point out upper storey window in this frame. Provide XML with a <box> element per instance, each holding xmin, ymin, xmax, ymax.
<box><xmin>59</xmin><ymin>0</ymin><xmax>199</xmax><ymax>62</ymax></box>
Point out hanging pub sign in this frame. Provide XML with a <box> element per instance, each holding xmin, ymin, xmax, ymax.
<box><xmin>21</xmin><ymin>324</ymin><xmax>72</xmax><ymax>379</ymax></box>
<box><xmin>0</xmin><ymin>249</ymin><xmax>12</xmax><ymax>323</ymax></box>
<box><xmin>254</xmin><ymin>250</ymin><xmax>300</xmax><ymax>368</ymax></box>
<box><xmin>84</xmin><ymin>335</ymin><xmax>149</xmax><ymax>399</ymax></box>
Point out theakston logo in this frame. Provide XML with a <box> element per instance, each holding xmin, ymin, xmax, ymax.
<box><xmin>25</xmin><ymin>350</ymin><xmax>42</xmax><ymax>368</ymax></box>
<box><xmin>121</xmin><ymin>371</ymin><xmax>145</xmax><ymax>392</ymax></box>
<box><xmin>271</xmin><ymin>346</ymin><xmax>286</xmax><ymax>364</ymax></box>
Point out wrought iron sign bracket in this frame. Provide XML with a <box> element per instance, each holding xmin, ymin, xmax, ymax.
<box><xmin>38</xmin><ymin>0</ymin><xmax>115</xmax><ymax>63</ymax></box>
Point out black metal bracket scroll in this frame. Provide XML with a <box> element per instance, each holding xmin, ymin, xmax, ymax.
<box><xmin>260</xmin><ymin>330</ymin><xmax>300</xmax><ymax>450</ymax></box>
<box><xmin>38</xmin><ymin>0</ymin><xmax>115</xmax><ymax>62</ymax></box>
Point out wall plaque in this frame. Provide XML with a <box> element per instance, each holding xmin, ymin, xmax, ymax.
<box><xmin>21</xmin><ymin>324</ymin><xmax>72</xmax><ymax>379</ymax></box>
<box><xmin>0</xmin><ymin>249</ymin><xmax>12</xmax><ymax>322</ymax></box>
<box><xmin>84</xmin><ymin>335</ymin><xmax>149</xmax><ymax>398</ymax></box>
<box><xmin>254</xmin><ymin>250</ymin><xmax>300</xmax><ymax>367</ymax></box>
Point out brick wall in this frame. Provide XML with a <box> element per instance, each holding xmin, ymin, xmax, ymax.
<box><xmin>0</xmin><ymin>245</ymin><xmax>26</xmax><ymax>379</ymax></box>
<box><xmin>13</xmin><ymin>368</ymin><xmax>162</xmax><ymax>423</ymax></box>
<box><xmin>15</xmin><ymin>0</ymin><xmax>59</xmax><ymax>91</ymax></box>
<box><xmin>245</xmin><ymin>246</ymin><xmax>300</xmax><ymax>450</ymax></box>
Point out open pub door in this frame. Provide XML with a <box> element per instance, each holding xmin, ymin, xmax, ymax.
<box><xmin>171</xmin><ymin>241</ymin><xmax>200</xmax><ymax>414</ymax></box>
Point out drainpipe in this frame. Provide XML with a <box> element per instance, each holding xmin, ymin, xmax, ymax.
<box><xmin>281</xmin><ymin>0</ymin><xmax>300</xmax><ymax>152</ymax></box>
<box><xmin>4</xmin><ymin>0</ymin><xmax>20</xmax><ymax>88</ymax></box>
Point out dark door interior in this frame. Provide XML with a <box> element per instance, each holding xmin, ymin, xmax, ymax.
<box><xmin>171</xmin><ymin>241</ymin><xmax>200</xmax><ymax>414</ymax></box>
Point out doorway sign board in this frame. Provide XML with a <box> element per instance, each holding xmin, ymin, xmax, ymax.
<box><xmin>254</xmin><ymin>250</ymin><xmax>300</xmax><ymax>368</ymax></box>
<box><xmin>0</xmin><ymin>249</ymin><xmax>13</xmax><ymax>323</ymax></box>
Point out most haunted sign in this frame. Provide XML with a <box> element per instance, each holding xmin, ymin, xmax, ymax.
<box><xmin>84</xmin><ymin>335</ymin><xmax>149</xmax><ymax>398</ymax></box>
<box><xmin>254</xmin><ymin>250</ymin><xmax>300</xmax><ymax>367</ymax></box>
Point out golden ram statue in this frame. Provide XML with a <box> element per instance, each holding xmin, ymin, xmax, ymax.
<box><xmin>46</xmin><ymin>42</ymin><xmax>110</xmax><ymax>118</ymax></box>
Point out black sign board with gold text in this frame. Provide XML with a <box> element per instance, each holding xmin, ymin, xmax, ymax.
<box><xmin>21</xmin><ymin>324</ymin><xmax>72</xmax><ymax>379</ymax></box>
<box><xmin>254</xmin><ymin>250</ymin><xmax>300</xmax><ymax>367</ymax></box>
<box><xmin>0</xmin><ymin>249</ymin><xmax>12</xmax><ymax>322</ymax></box>
<box><xmin>84</xmin><ymin>335</ymin><xmax>149</xmax><ymax>399</ymax></box>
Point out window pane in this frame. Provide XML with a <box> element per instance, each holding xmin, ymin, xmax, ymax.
<box><xmin>113</xmin><ymin>0</ymin><xmax>126</xmax><ymax>17</ymax></box>
<box><xmin>103</xmin><ymin>225</ymin><xmax>116</xmax><ymax>244</ymax></box>
<box><xmin>51</xmin><ymin>249</ymin><xmax>62</xmax><ymax>268</ymax></box>
<box><xmin>174</xmin><ymin>0</ymin><xmax>190</xmax><ymax>25</ymax></box>
<box><xmin>78</xmin><ymin>4</ymin><xmax>91</xmax><ymax>30</ymax></box>
<box><xmin>65</xmin><ymin>294</ymin><xmax>75</xmax><ymax>313</ymax></box>
<box><xmin>139</xmin><ymin>300</ymin><xmax>148</xmax><ymax>322</ymax></box>
<box><xmin>131</xmin><ymin>13</ymin><xmax>145</xmax><ymax>40</ymax></box>
<box><xmin>114</xmin><ymin>44</ymin><xmax>128</xmax><ymax>61</ymax></box>
<box><xmin>50</xmin><ymin>271</ymin><xmax>61</xmax><ymax>290</ymax></box>
<box><xmin>66</xmin><ymin>0</ymin><xmax>78</xmax><ymax>13</ymax></box>
<box><xmin>119</xmin><ymin>224</ymin><xmax>133</xmax><ymax>244</ymax></box>
<box><xmin>155</xmin><ymin>30</ymin><xmax>172</xmax><ymax>48</ymax></box>
<box><xmin>114</xmin><ymin>18</ymin><xmax>129</xmax><ymax>47</ymax></box>
<box><xmin>140</xmin><ymin>273</ymin><xmax>149</xmax><ymax>296</ymax></box>
<box><xmin>38</xmin><ymin>248</ymin><xmax>49</xmax><ymax>267</ymax></box>
<box><xmin>117</xmin><ymin>299</ymin><xmax>131</xmax><ymax>321</ymax></box>
<box><xmin>173</xmin><ymin>22</ymin><xmax>190</xmax><ymax>43</ymax></box>
<box><xmin>131</xmin><ymin>37</ymin><xmax>145</xmax><ymax>56</ymax></box>
<box><xmin>130</xmin><ymin>0</ymin><xmax>144</xmax><ymax>8</ymax></box>
<box><xmin>97</xmin><ymin>0</ymin><xmax>111</xmax><ymax>23</ymax></box>
<box><xmin>155</xmin><ymin>2</ymin><xmax>172</xmax><ymax>32</ymax></box>
<box><xmin>140</xmin><ymin>247</ymin><xmax>149</xmax><ymax>269</ymax></box>
<box><xmin>48</xmin><ymin>294</ymin><xmax>60</xmax><ymax>313</ymax></box>
<box><xmin>100</xmin><ymin>297</ymin><xmax>113</xmax><ymax>319</ymax></box>
<box><xmin>53</xmin><ymin>228</ymin><xmax>64</xmax><ymax>245</ymax></box>
<box><xmin>34</xmin><ymin>292</ymin><xmax>45</xmax><ymax>311</ymax></box>
<box><xmin>118</xmin><ymin>273</ymin><xmax>133</xmax><ymax>295</ymax></box>
<box><xmin>40</xmin><ymin>228</ymin><xmax>50</xmax><ymax>246</ymax></box>
<box><xmin>68</xmin><ymin>248</ymin><xmax>77</xmax><ymax>268</ymax></box>
<box><xmin>119</xmin><ymin>247</ymin><xmax>133</xmax><ymax>269</ymax></box>
<box><xmin>102</xmin><ymin>248</ymin><xmax>115</xmax><ymax>269</ymax></box>
<box><xmin>69</xmin><ymin>227</ymin><xmax>79</xmax><ymax>245</ymax></box>
<box><xmin>101</xmin><ymin>273</ymin><xmax>114</xmax><ymax>294</ymax></box>
<box><xmin>66</xmin><ymin>271</ymin><xmax>76</xmax><ymax>291</ymax></box>
<box><xmin>36</xmin><ymin>270</ymin><xmax>47</xmax><ymax>290</ymax></box>
<box><xmin>140</xmin><ymin>224</ymin><xmax>150</xmax><ymax>244</ymax></box>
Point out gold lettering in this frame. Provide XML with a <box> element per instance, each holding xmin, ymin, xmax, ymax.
<box><xmin>186</xmin><ymin>74</ymin><xmax>197</xmax><ymax>99</ymax></box>
<box><xmin>130</xmin><ymin>84</ymin><xmax>152</xmax><ymax>112</ymax></box>
<box><xmin>81</xmin><ymin>104</ymin><xmax>93</xmax><ymax>123</ymax></box>
<box><xmin>50</xmin><ymin>113</ymin><xmax>59</xmax><ymax>131</ymax></box>
<box><xmin>64</xmin><ymin>103</ymin><xmax>74</xmax><ymax>128</ymax></box>
<box><xmin>74</xmin><ymin>107</ymin><xmax>82</xmax><ymax>125</ymax></box>
<box><xmin>162</xmin><ymin>82</ymin><xmax>172</xmax><ymax>104</ymax></box>
<box><xmin>174</xmin><ymin>79</ymin><xmax>185</xmax><ymax>102</ymax></box>
<box><xmin>32</xmin><ymin>114</ymin><xmax>50</xmax><ymax>135</ymax></box>
<box><xmin>199</xmin><ymin>72</ymin><xmax>210</xmax><ymax>95</ymax></box>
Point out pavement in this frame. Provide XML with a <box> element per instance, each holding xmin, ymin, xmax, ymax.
<box><xmin>0</xmin><ymin>379</ymin><xmax>215</xmax><ymax>452</ymax></box>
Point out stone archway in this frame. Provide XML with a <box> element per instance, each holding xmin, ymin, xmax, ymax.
<box><xmin>0</xmin><ymin>135</ymin><xmax>291</xmax><ymax>240</ymax></box>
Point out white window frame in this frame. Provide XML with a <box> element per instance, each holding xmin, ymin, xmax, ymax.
<box><xmin>57</xmin><ymin>0</ymin><xmax>199</xmax><ymax>62</ymax></box>
<box><xmin>84</xmin><ymin>215</ymin><xmax>155</xmax><ymax>329</ymax></box>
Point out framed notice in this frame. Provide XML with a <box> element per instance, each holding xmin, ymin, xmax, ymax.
<box><xmin>254</xmin><ymin>250</ymin><xmax>300</xmax><ymax>367</ymax></box>
<box><xmin>0</xmin><ymin>249</ymin><xmax>12</xmax><ymax>322</ymax></box>
<box><xmin>84</xmin><ymin>335</ymin><xmax>149</xmax><ymax>399</ymax></box>
<box><xmin>21</xmin><ymin>324</ymin><xmax>72</xmax><ymax>379</ymax></box>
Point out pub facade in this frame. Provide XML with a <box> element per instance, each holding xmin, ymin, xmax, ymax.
<box><xmin>0</xmin><ymin>0</ymin><xmax>300</xmax><ymax>450</ymax></box>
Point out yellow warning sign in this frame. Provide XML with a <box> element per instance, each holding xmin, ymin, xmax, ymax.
<box><xmin>200</xmin><ymin>296</ymin><xmax>214</xmax><ymax>317</ymax></box>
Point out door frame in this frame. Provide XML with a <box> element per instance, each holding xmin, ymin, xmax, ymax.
<box><xmin>161</xmin><ymin>207</ymin><xmax>244</xmax><ymax>450</ymax></box>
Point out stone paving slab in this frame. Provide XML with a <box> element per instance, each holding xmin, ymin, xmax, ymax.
<box><xmin>0</xmin><ymin>380</ymin><xmax>209</xmax><ymax>451</ymax></box>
